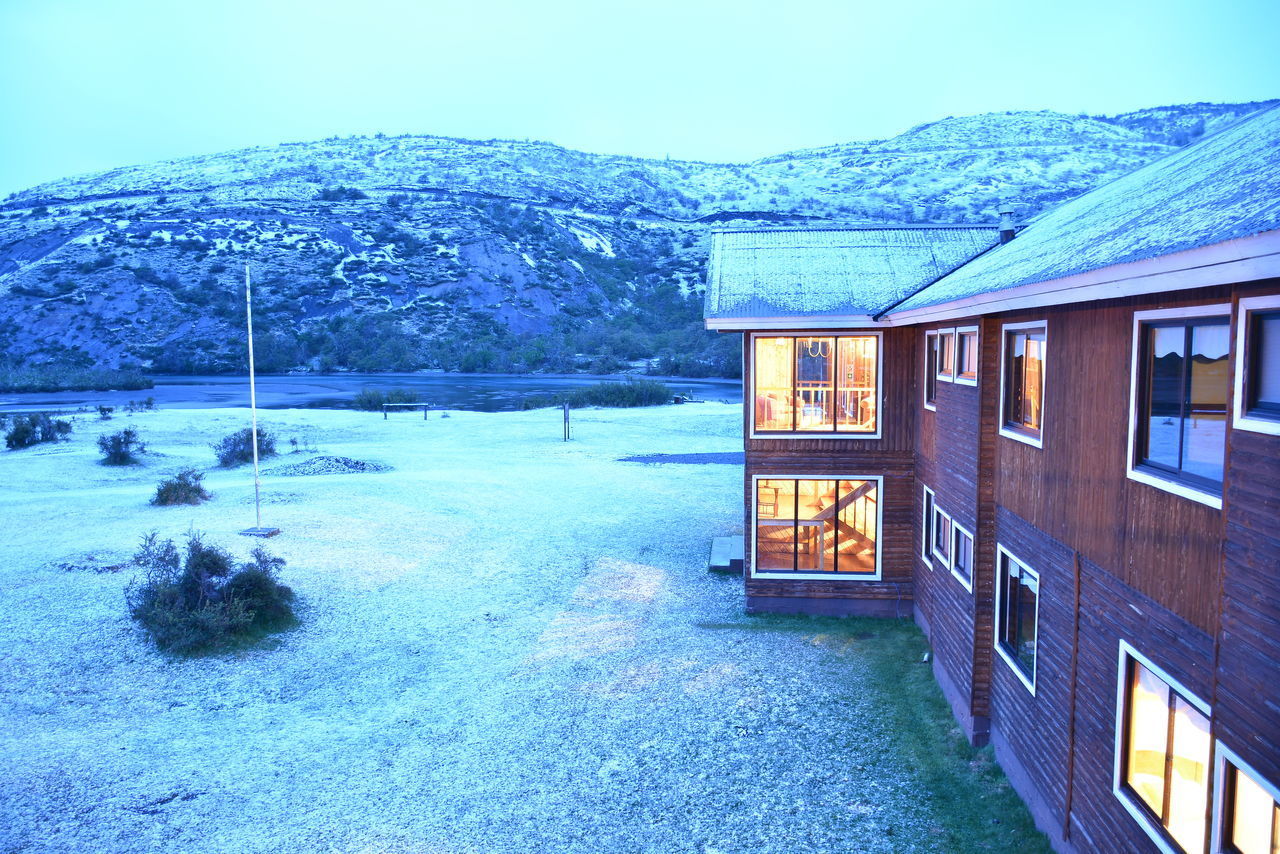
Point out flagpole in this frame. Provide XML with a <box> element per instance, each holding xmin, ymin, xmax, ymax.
<box><xmin>245</xmin><ymin>263</ymin><xmax>262</xmax><ymax>530</ymax></box>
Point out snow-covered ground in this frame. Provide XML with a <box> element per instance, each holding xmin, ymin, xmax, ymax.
<box><xmin>2</xmin><ymin>404</ymin><xmax>946</xmax><ymax>853</ymax></box>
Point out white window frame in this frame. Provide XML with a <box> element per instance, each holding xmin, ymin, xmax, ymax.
<box><xmin>955</xmin><ymin>325</ymin><xmax>979</xmax><ymax>386</ymax></box>
<box><xmin>1212</xmin><ymin>740</ymin><xmax>1280</xmax><ymax>854</ymax></box>
<box><xmin>1232</xmin><ymin>293</ymin><xmax>1280</xmax><ymax>437</ymax></box>
<box><xmin>994</xmin><ymin>543</ymin><xmax>1038</xmax><ymax>695</ymax></box>
<box><xmin>931</xmin><ymin>506</ymin><xmax>953</xmax><ymax>567</ymax></box>
<box><xmin>998</xmin><ymin>320</ymin><xmax>1048</xmax><ymax>449</ymax></box>
<box><xmin>920</xmin><ymin>483</ymin><xmax>936</xmax><ymax>567</ymax></box>
<box><xmin>937</xmin><ymin>327</ymin><xmax>956</xmax><ymax>383</ymax></box>
<box><xmin>748</xmin><ymin>331</ymin><xmax>885</xmax><ymax>440</ymax></box>
<box><xmin>923</xmin><ymin>330</ymin><xmax>938</xmax><ymax>412</ymax></box>
<box><xmin>950</xmin><ymin>521</ymin><xmax>975</xmax><ymax>593</ymax></box>
<box><xmin>1126</xmin><ymin>304</ymin><xmax>1231</xmax><ymax>510</ymax></box>
<box><xmin>1112</xmin><ymin>640</ymin><xmax>1213</xmax><ymax>854</ymax></box>
<box><xmin>750</xmin><ymin>474</ymin><xmax>884</xmax><ymax>581</ymax></box>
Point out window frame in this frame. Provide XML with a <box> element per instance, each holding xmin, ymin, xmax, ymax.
<box><xmin>1113</xmin><ymin>640</ymin><xmax>1213</xmax><ymax>854</ymax></box>
<box><xmin>998</xmin><ymin>320</ymin><xmax>1048</xmax><ymax>449</ymax></box>
<box><xmin>750</xmin><ymin>473</ymin><xmax>884</xmax><ymax>581</ymax></box>
<box><xmin>955</xmin><ymin>325</ymin><xmax>979</xmax><ymax>386</ymax></box>
<box><xmin>937</xmin><ymin>328</ymin><xmax>956</xmax><ymax>383</ymax></box>
<box><xmin>950</xmin><ymin>521</ymin><xmax>975</xmax><ymax>593</ymax></box>
<box><xmin>749</xmin><ymin>331</ymin><xmax>885</xmax><ymax>440</ymax></box>
<box><xmin>994</xmin><ymin>544</ymin><xmax>1038</xmax><ymax>694</ymax></box>
<box><xmin>931</xmin><ymin>506</ymin><xmax>953</xmax><ymax>567</ymax></box>
<box><xmin>1213</xmin><ymin>741</ymin><xmax>1280</xmax><ymax>854</ymax></box>
<box><xmin>921</xmin><ymin>483</ymin><xmax>936</xmax><ymax>567</ymax></box>
<box><xmin>1232</xmin><ymin>294</ymin><xmax>1280</xmax><ymax>437</ymax></box>
<box><xmin>924</xmin><ymin>330</ymin><xmax>939</xmax><ymax>411</ymax></box>
<box><xmin>1126</xmin><ymin>304</ymin><xmax>1231</xmax><ymax>510</ymax></box>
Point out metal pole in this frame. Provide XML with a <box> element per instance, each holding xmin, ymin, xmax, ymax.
<box><xmin>245</xmin><ymin>263</ymin><xmax>262</xmax><ymax>530</ymax></box>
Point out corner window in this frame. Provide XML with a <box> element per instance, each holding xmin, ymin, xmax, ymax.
<box><xmin>951</xmin><ymin>523</ymin><xmax>974</xmax><ymax>591</ymax></box>
<box><xmin>956</xmin><ymin>326</ymin><xmax>979</xmax><ymax>385</ymax></box>
<box><xmin>1116</xmin><ymin>647</ymin><xmax>1211</xmax><ymax>854</ymax></box>
<box><xmin>924</xmin><ymin>331</ymin><xmax>939</xmax><ymax>410</ymax></box>
<box><xmin>995</xmin><ymin>546</ymin><xmax>1038</xmax><ymax>691</ymax></box>
<box><xmin>921</xmin><ymin>484</ymin><xmax>936</xmax><ymax>564</ymax></box>
<box><xmin>1001</xmin><ymin>323</ymin><xmax>1046</xmax><ymax>446</ymax></box>
<box><xmin>1130</xmin><ymin>308</ymin><xmax>1229</xmax><ymax>504</ymax></box>
<box><xmin>1234</xmin><ymin>295</ymin><xmax>1280</xmax><ymax>436</ymax></box>
<box><xmin>754</xmin><ymin>477</ymin><xmax>881</xmax><ymax>578</ymax></box>
<box><xmin>1218</xmin><ymin>749</ymin><xmax>1280</xmax><ymax>854</ymax></box>
<box><xmin>931</xmin><ymin>507</ymin><xmax>953</xmax><ymax>567</ymax></box>
<box><xmin>937</xmin><ymin>329</ymin><xmax>956</xmax><ymax>382</ymax></box>
<box><xmin>753</xmin><ymin>335</ymin><xmax>880</xmax><ymax>436</ymax></box>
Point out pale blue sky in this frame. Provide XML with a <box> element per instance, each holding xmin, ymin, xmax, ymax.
<box><xmin>2</xmin><ymin>0</ymin><xmax>1278</xmax><ymax>196</ymax></box>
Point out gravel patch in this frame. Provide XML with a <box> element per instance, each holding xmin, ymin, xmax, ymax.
<box><xmin>266</xmin><ymin>455</ymin><xmax>391</xmax><ymax>476</ymax></box>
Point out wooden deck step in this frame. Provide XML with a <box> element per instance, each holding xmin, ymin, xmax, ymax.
<box><xmin>709</xmin><ymin>536</ymin><xmax>744</xmax><ymax>573</ymax></box>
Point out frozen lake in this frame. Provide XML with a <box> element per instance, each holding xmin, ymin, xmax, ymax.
<box><xmin>0</xmin><ymin>373</ymin><xmax>742</xmax><ymax>413</ymax></box>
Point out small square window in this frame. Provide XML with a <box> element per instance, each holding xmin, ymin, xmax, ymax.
<box><xmin>1220</xmin><ymin>753</ymin><xmax>1280</xmax><ymax>854</ymax></box>
<box><xmin>995</xmin><ymin>546</ymin><xmax>1038</xmax><ymax>691</ymax></box>
<box><xmin>931</xmin><ymin>507</ymin><xmax>953</xmax><ymax>566</ymax></box>
<box><xmin>951</xmin><ymin>524</ymin><xmax>974</xmax><ymax>591</ymax></box>
<box><xmin>937</xmin><ymin>329</ymin><xmax>956</xmax><ymax>382</ymax></box>
<box><xmin>956</xmin><ymin>327</ymin><xmax>979</xmax><ymax>384</ymax></box>
<box><xmin>1235</xmin><ymin>295</ymin><xmax>1280</xmax><ymax>436</ymax></box>
<box><xmin>920</xmin><ymin>484</ymin><xmax>935</xmax><ymax>564</ymax></box>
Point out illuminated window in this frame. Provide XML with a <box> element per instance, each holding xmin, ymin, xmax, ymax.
<box><xmin>924</xmin><ymin>331</ymin><xmax>939</xmax><ymax>409</ymax></box>
<box><xmin>1220</xmin><ymin>756</ymin><xmax>1280</xmax><ymax>854</ymax></box>
<box><xmin>921</xmin><ymin>484</ymin><xmax>936</xmax><ymax>563</ymax></box>
<box><xmin>995</xmin><ymin>546</ymin><xmax>1038</xmax><ymax>691</ymax></box>
<box><xmin>1002</xmin><ymin>324</ymin><xmax>1046</xmax><ymax>444</ymax></box>
<box><xmin>951</xmin><ymin>524</ymin><xmax>974</xmax><ymax>590</ymax></box>
<box><xmin>754</xmin><ymin>477</ymin><xmax>880</xmax><ymax>577</ymax></box>
<box><xmin>956</xmin><ymin>327</ymin><xmax>979</xmax><ymax>384</ymax></box>
<box><xmin>938</xmin><ymin>329</ymin><xmax>956</xmax><ymax>382</ymax></box>
<box><xmin>1117</xmin><ymin>653</ymin><xmax>1211</xmax><ymax>854</ymax></box>
<box><xmin>1135</xmin><ymin>315</ymin><xmax>1229</xmax><ymax>494</ymax></box>
<box><xmin>753</xmin><ymin>335</ymin><xmax>879</xmax><ymax>435</ymax></box>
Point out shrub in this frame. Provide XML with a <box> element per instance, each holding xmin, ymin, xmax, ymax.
<box><xmin>351</xmin><ymin>387</ymin><xmax>421</xmax><ymax>411</ymax></box>
<box><xmin>212</xmin><ymin>427</ymin><xmax>276</xmax><ymax>467</ymax></box>
<box><xmin>125</xmin><ymin>532</ymin><xmax>295</xmax><ymax>654</ymax></box>
<box><xmin>151</xmin><ymin>468</ymin><xmax>211</xmax><ymax>506</ymax></box>
<box><xmin>5</xmin><ymin>413</ymin><xmax>73</xmax><ymax>450</ymax></box>
<box><xmin>98</xmin><ymin>405</ymin><xmax>114</xmax><ymax>420</ymax></box>
<box><xmin>98</xmin><ymin>427</ymin><xmax>145</xmax><ymax>465</ymax></box>
<box><xmin>520</xmin><ymin>378</ymin><xmax>671</xmax><ymax>410</ymax></box>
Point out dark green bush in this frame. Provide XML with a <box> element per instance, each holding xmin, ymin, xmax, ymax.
<box><xmin>98</xmin><ymin>427</ymin><xmax>145</xmax><ymax>465</ymax></box>
<box><xmin>351</xmin><ymin>387</ymin><xmax>421</xmax><ymax>411</ymax></box>
<box><xmin>97</xmin><ymin>405</ymin><xmax>114</xmax><ymax>420</ymax></box>
<box><xmin>212</xmin><ymin>427</ymin><xmax>276</xmax><ymax>467</ymax></box>
<box><xmin>126</xmin><ymin>532</ymin><xmax>295</xmax><ymax>655</ymax></box>
<box><xmin>151</xmin><ymin>468</ymin><xmax>211</xmax><ymax>506</ymax></box>
<box><xmin>520</xmin><ymin>378</ymin><xmax>671</xmax><ymax>410</ymax></box>
<box><xmin>5</xmin><ymin>413</ymin><xmax>73</xmax><ymax>450</ymax></box>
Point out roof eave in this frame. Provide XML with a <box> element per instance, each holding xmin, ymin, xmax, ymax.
<box><xmin>705</xmin><ymin>314</ymin><xmax>883</xmax><ymax>331</ymax></box>
<box><xmin>885</xmin><ymin>229</ymin><xmax>1280</xmax><ymax>325</ymax></box>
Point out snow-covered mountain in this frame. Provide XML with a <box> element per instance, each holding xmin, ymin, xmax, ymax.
<box><xmin>0</xmin><ymin>100</ymin><xmax>1273</xmax><ymax>376</ymax></box>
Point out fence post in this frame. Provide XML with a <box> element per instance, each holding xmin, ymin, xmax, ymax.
<box><xmin>563</xmin><ymin>402</ymin><xmax>570</xmax><ymax>442</ymax></box>
<box><xmin>383</xmin><ymin>404</ymin><xmax>388</xmax><ymax>420</ymax></box>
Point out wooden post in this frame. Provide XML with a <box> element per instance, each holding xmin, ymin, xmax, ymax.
<box><xmin>563</xmin><ymin>402</ymin><xmax>570</xmax><ymax>441</ymax></box>
<box><xmin>245</xmin><ymin>263</ymin><xmax>262</xmax><ymax>530</ymax></box>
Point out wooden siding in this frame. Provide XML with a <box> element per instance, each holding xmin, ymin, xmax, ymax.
<box><xmin>993</xmin><ymin>289</ymin><xmax>1231</xmax><ymax>634</ymax></box>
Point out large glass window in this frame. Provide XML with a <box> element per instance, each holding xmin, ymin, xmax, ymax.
<box><xmin>1003</xmin><ymin>325</ymin><xmax>1046</xmax><ymax>440</ymax></box>
<box><xmin>754</xmin><ymin>478</ymin><xmax>879</xmax><ymax>576</ymax></box>
<box><xmin>996</xmin><ymin>548</ymin><xmax>1038</xmax><ymax>689</ymax></box>
<box><xmin>754</xmin><ymin>336</ymin><xmax>879</xmax><ymax>434</ymax></box>
<box><xmin>1119</xmin><ymin>657</ymin><xmax>1211</xmax><ymax>853</ymax></box>
<box><xmin>1137</xmin><ymin>316</ymin><xmax>1229</xmax><ymax>491</ymax></box>
<box><xmin>1223</xmin><ymin>759</ymin><xmax>1280</xmax><ymax>854</ymax></box>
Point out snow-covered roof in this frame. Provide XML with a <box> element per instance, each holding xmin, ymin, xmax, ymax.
<box><xmin>704</xmin><ymin>225</ymin><xmax>999</xmax><ymax>326</ymax></box>
<box><xmin>892</xmin><ymin>104</ymin><xmax>1280</xmax><ymax>314</ymax></box>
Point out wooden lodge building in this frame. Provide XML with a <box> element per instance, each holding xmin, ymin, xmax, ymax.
<box><xmin>703</xmin><ymin>105</ymin><xmax>1280</xmax><ymax>853</ymax></box>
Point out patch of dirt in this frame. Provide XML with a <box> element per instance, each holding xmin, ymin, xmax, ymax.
<box><xmin>267</xmin><ymin>455</ymin><xmax>391</xmax><ymax>476</ymax></box>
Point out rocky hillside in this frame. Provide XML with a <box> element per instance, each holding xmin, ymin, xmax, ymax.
<box><xmin>0</xmin><ymin>100</ymin><xmax>1272</xmax><ymax>377</ymax></box>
